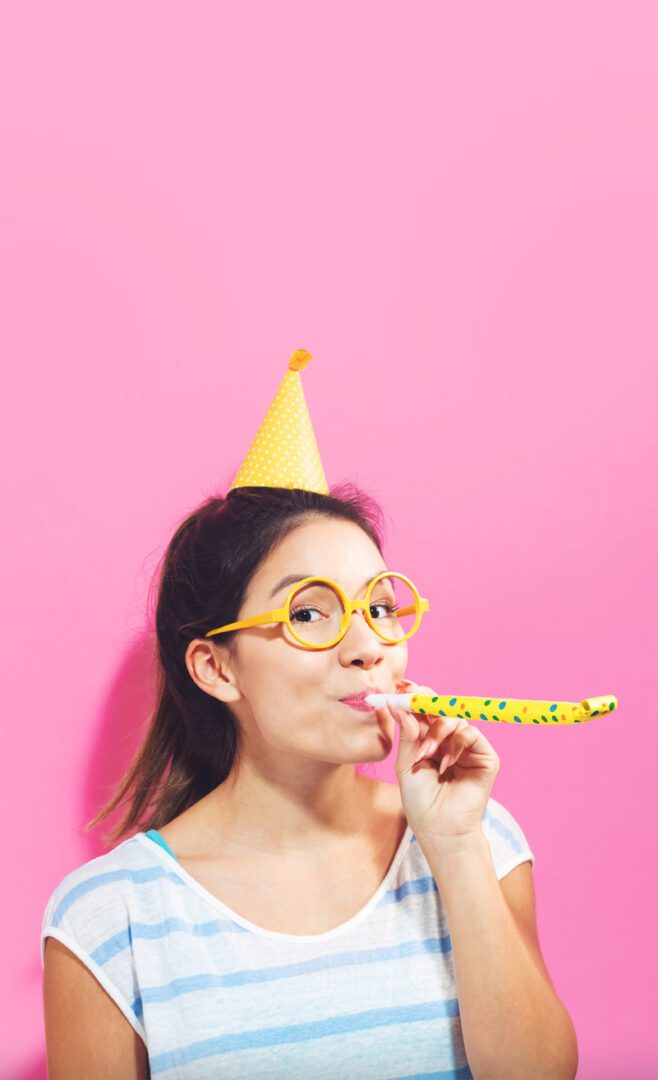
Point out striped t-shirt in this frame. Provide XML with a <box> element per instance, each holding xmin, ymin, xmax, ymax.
<box><xmin>41</xmin><ymin>794</ymin><xmax>534</xmax><ymax>1079</ymax></box>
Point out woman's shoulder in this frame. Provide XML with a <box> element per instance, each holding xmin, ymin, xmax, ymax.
<box><xmin>44</xmin><ymin>833</ymin><xmax>150</xmax><ymax>898</ymax></box>
<box><xmin>40</xmin><ymin>835</ymin><xmax>158</xmax><ymax>1044</ymax></box>
<box><xmin>40</xmin><ymin>832</ymin><xmax>169</xmax><ymax>967</ymax></box>
<box><xmin>482</xmin><ymin>794</ymin><xmax>536</xmax><ymax>878</ymax></box>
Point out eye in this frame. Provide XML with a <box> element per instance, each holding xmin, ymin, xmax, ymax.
<box><xmin>369</xmin><ymin>600</ymin><xmax>399</xmax><ymax>620</ymax></box>
<box><xmin>290</xmin><ymin>605</ymin><xmax>324</xmax><ymax>624</ymax></box>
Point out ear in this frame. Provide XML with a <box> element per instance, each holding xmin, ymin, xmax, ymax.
<box><xmin>184</xmin><ymin>639</ymin><xmax>242</xmax><ymax>704</ymax></box>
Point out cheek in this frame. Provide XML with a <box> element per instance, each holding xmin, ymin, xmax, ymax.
<box><xmin>391</xmin><ymin>642</ymin><xmax>409</xmax><ymax>679</ymax></box>
<box><xmin>238</xmin><ymin>638</ymin><xmax>330</xmax><ymax>701</ymax></box>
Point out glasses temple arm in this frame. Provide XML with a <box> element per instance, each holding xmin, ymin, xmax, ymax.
<box><xmin>205</xmin><ymin>607</ymin><xmax>288</xmax><ymax>638</ymax></box>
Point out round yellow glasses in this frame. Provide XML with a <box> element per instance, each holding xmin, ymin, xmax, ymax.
<box><xmin>204</xmin><ymin>572</ymin><xmax>430</xmax><ymax>649</ymax></box>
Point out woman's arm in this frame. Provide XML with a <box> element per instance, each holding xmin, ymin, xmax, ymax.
<box><xmin>425</xmin><ymin>832</ymin><xmax>578</xmax><ymax>1080</ymax></box>
<box><xmin>43</xmin><ymin>937</ymin><xmax>150</xmax><ymax>1079</ymax></box>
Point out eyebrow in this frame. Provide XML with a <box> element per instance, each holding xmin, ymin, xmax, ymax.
<box><xmin>268</xmin><ymin>573</ymin><xmax>386</xmax><ymax>600</ymax></box>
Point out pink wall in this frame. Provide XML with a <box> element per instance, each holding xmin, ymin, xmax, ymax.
<box><xmin>2</xmin><ymin>3</ymin><xmax>656</xmax><ymax>1077</ymax></box>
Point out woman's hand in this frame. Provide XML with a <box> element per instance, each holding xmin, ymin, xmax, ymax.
<box><xmin>388</xmin><ymin>678</ymin><xmax>501</xmax><ymax>853</ymax></box>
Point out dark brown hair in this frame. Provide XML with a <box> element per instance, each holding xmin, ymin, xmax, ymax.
<box><xmin>85</xmin><ymin>483</ymin><xmax>388</xmax><ymax>845</ymax></box>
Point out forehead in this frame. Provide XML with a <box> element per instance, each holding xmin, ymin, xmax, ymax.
<box><xmin>248</xmin><ymin>517</ymin><xmax>386</xmax><ymax>598</ymax></box>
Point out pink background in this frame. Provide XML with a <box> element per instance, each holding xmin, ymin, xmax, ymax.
<box><xmin>2</xmin><ymin>3</ymin><xmax>656</xmax><ymax>1077</ymax></box>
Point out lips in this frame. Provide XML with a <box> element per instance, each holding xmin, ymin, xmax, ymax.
<box><xmin>339</xmin><ymin>686</ymin><xmax>384</xmax><ymax>712</ymax></box>
<box><xmin>339</xmin><ymin>687</ymin><xmax>384</xmax><ymax>711</ymax></box>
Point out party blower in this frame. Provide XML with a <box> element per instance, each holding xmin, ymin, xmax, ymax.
<box><xmin>364</xmin><ymin>691</ymin><xmax>618</xmax><ymax>725</ymax></box>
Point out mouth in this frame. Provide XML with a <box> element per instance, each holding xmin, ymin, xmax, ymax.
<box><xmin>339</xmin><ymin>687</ymin><xmax>384</xmax><ymax>712</ymax></box>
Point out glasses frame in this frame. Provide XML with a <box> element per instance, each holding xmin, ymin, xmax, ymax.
<box><xmin>204</xmin><ymin>571</ymin><xmax>430</xmax><ymax>649</ymax></box>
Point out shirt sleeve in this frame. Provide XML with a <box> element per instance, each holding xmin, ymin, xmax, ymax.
<box><xmin>41</xmin><ymin>862</ymin><xmax>146</xmax><ymax>1044</ymax></box>
<box><xmin>482</xmin><ymin>795</ymin><xmax>535</xmax><ymax>880</ymax></box>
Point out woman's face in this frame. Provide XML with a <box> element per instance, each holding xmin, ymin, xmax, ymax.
<box><xmin>218</xmin><ymin>515</ymin><xmax>410</xmax><ymax>765</ymax></box>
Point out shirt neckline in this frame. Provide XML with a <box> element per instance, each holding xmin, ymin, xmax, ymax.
<box><xmin>134</xmin><ymin>823</ymin><xmax>413</xmax><ymax>943</ymax></box>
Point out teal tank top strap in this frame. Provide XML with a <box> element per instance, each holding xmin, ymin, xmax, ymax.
<box><xmin>144</xmin><ymin>828</ymin><xmax>179</xmax><ymax>863</ymax></box>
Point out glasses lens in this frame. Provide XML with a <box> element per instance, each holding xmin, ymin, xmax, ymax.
<box><xmin>367</xmin><ymin>574</ymin><xmax>419</xmax><ymax>642</ymax></box>
<box><xmin>287</xmin><ymin>580</ymin><xmax>345</xmax><ymax>646</ymax></box>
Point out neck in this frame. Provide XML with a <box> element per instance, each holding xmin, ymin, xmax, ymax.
<box><xmin>195</xmin><ymin>761</ymin><xmax>379</xmax><ymax>858</ymax></box>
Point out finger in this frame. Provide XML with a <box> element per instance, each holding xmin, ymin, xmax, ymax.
<box><xmin>413</xmin><ymin>737</ymin><xmax>438</xmax><ymax>765</ymax></box>
<box><xmin>416</xmin><ymin>719</ymin><xmax>469</xmax><ymax>765</ymax></box>
<box><xmin>425</xmin><ymin>715</ymin><xmax>463</xmax><ymax>745</ymax></box>
<box><xmin>440</xmin><ymin>723</ymin><xmax>479</xmax><ymax>765</ymax></box>
<box><xmin>394</xmin><ymin>705</ymin><xmax>428</xmax><ymax>743</ymax></box>
<box><xmin>408</xmin><ymin>710</ymin><xmax>435</xmax><ymax>741</ymax></box>
<box><xmin>407</xmin><ymin>713</ymin><xmax>463</xmax><ymax>760</ymax></box>
<box><xmin>413</xmin><ymin>715</ymin><xmax>432</xmax><ymax>738</ymax></box>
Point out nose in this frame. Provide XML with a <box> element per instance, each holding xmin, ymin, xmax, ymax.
<box><xmin>337</xmin><ymin>606</ymin><xmax>387</xmax><ymax>668</ymax></box>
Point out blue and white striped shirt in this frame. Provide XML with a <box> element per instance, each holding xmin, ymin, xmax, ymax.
<box><xmin>41</xmin><ymin>794</ymin><xmax>534</xmax><ymax>1079</ymax></box>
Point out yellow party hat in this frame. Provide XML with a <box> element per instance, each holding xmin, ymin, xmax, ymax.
<box><xmin>228</xmin><ymin>349</ymin><xmax>330</xmax><ymax>494</ymax></box>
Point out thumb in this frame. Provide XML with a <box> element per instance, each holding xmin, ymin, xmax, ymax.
<box><xmin>393</xmin><ymin>679</ymin><xmax>421</xmax><ymax>744</ymax></box>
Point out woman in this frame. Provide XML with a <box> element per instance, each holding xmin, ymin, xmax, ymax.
<box><xmin>42</xmin><ymin>485</ymin><xmax>578</xmax><ymax>1079</ymax></box>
